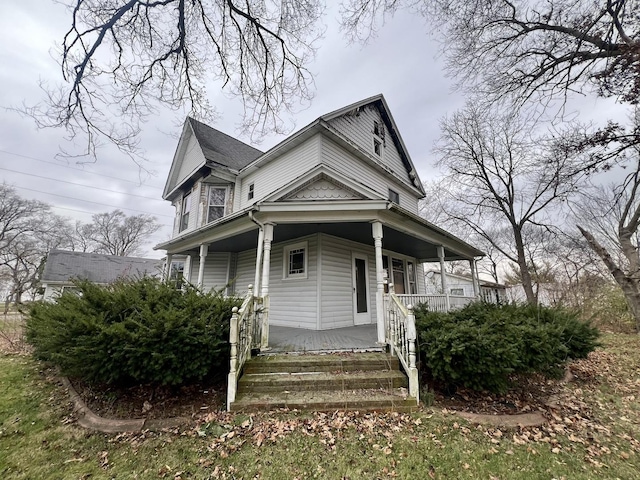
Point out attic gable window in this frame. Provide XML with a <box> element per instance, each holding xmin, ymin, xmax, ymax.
<box><xmin>248</xmin><ymin>183</ymin><xmax>254</xmax><ymax>200</ymax></box>
<box><xmin>207</xmin><ymin>186</ymin><xmax>227</xmax><ymax>223</ymax></box>
<box><xmin>180</xmin><ymin>192</ymin><xmax>191</xmax><ymax>232</ymax></box>
<box><xmin>388</xmin><ymin>188</ymin><xmax>399</xmax><ymax>204</ymax></box>
<box><xmin>373</xmin><ymin>121</ymin><xmax>384</xmax><ymax>157</ymax></box>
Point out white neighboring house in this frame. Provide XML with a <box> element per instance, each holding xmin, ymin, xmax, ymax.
<box><xmin>425</xmin><ymin>270</ymin><xmax>507</xmax><ymax>304</ymax></box>
<box><xmin>156</xmin><ymin>94</ymin><xmax>485</xmax><ymax>345</ymax></box>
<box><xmin>40</xmin><ymin>250</ymin><xmax>163</xmax><ymax>301</ymax></box>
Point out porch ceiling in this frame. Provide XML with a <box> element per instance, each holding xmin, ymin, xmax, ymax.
<box><xmin>180</xmin><ymin>222</ymin><xmax>471</xmax><ymax>261</ymax></box>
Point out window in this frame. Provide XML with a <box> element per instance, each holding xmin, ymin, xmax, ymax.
<box><xmin>207</xmin><ymin>186</ymin><xmax>226</xmax><ymax>223</ymax></box>
<box><xmin>170</xmin><ymin>261</ymin><xmax>185</xmax><ymax>289</ymax></box>
<box><xmin>180</xmin><ymin>192</ymin><xmax>191</xmax><ymax>232</ymax></box>
<box><xmin>373</xmin><ymin>121</ymin><xmax>381</xmax><ymax>137</ymax></box>
<box><xmin>283</xmin><ymin>241</ymin><xmax>307</xmax><ymax>279</ymax></box>
<box><xmin>248</xmin><ymin>183</ymin><xmax>255</xmax><ymax>200</ymax></box>
<box><xmin>407</xmin><ymin>261</ymin><xmax>417</xmax><ymax>294</ymax></box>
<box><xmin>450</xmin><ymin>288</ymin><xmax>464</xmax><ymax>296</ymax></box>
<box><xmin>388</xmin><ymin>188</ymin><xmax>399</xmax><ymax>204</ymax></box>
<box><xmin>374</xmin><ymin>139</ymin><xmax>382</xmax><ymax>156</ymax></box>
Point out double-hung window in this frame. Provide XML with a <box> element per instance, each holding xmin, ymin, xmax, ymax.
<box><xmin>180</xmin><ymin>192</ymin><xmax>191</xmax><ymax>232</ymax></box>
<box><xmin>207</xmin><ymin>187</ymin><xmax>227</xmax><ymax>223</ymax></box>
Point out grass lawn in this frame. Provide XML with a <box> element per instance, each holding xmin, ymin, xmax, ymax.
<box><xmin>1</xmin><ymin>334</ymin><xmax>639</xmax><ymax>479</ymax></box>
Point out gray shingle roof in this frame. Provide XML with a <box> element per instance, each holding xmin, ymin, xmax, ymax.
<box><xmin>41</xmin><ymin>250</ymin><xmax>163</xmax><ymax>284</ymax></box>
<box><xmin>188</xmin><ymin>118</ymin><xmax>263</xmax><ymax>171</ymax></box>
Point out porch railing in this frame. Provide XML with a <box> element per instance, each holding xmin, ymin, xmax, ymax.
<box><xmin>396</xmin><ymin>294</ymin><xmax>475</xmax><ymax>312</ymax></box>
<box><xmin>385</xmin><ymin>293</ymin><xmax>419</xmax><ymax>403</ymax></box>
<box><xmin>227</xmin><ymin>285</ymin><xmax>260</xmax><ymax>410</ymax></box>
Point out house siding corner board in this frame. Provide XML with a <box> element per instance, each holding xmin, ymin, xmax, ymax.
<box><xmin>321</xmin><ymin>138</ymin><xmax>420</xmax><ymax>215</ymax></box>
<box><xmin>188</xmin><ymin>252</ymin><xmax>230</xmax><ymax>290</ymax></box>
<box><xmin>239</xmin><ymin>135</ymin><xmax>321</xmax><ymax>208</ymax></box>
<box><xmin>327</xmin><ymin>105</ymin><xmax>412</xmax><ymax>185</ymax></box>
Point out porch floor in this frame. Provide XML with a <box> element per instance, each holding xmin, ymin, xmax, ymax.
<box><xmin>267</xmin><ymin>324</ymin><xmax>381</xmax><ymax>353</ymax></box>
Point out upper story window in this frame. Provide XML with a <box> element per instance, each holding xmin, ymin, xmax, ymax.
<box><xmin>248</xmin><ymin>183</ymin><xmax>255</xmax><ymax>200</ymax></box>
<box><xmin>373</xmin><ymin>121</ymin><xmax>384</xmax><ymax>157</ymax></box>
<box><xmin>180</xmin><ymin>192</ymin><xmax>191</xmax><ymax>232</ymax></box>
<box><xmin>207</xmin><ymin>186</ymin><xmax>227</xmax><ymax>223</ymax></box>
<box><xmin>283</xmin><ymin>241</ymin><xmax>308</xmax><ymax>279</ymax></box>
<box><xmin>388</xmin><ymin>188</ymin><xmax>399</xmax><ymax>204</ymax></box>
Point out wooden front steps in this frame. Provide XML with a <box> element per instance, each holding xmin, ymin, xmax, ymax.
<box><xmin>230</xmin><ymin>352</ymin><xmax>418</xmax><ymax>413</ymax></box>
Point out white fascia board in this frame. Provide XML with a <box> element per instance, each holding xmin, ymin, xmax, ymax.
<box><xmin>257</xmin><ymin>200</ymin><xmax>389</xmax><ymax>213</ymax></box>
<box><xmin>163</xmin><ymin>120</ymin><xmax>202</xmax><ymax>199</ymax></box>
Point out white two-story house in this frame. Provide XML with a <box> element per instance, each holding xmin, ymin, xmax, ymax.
<box><xmin>156</xmin><ymin>95</ymin><xmax>484</xmax><ymax>347</ymax></box>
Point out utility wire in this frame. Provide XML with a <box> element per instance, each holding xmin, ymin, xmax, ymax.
<box><xmin>0</xmin><ymin>166</ymin><xmax>165</xmax><ymax>202</ymax></box>
<box><xmin>0</xmin><ymin>149</ymin><xmax>165</xmax><ymax>189</ymax></box>
<box><xmin>14</xmin><ymin>185</ymin><xmax>174</xmax><ymax>219</ymax></box>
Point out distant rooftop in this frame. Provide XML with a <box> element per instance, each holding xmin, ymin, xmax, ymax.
<box><xmin>41</xmin><ymin>250</ymin><xmax>162</xmax><ymax>284</ymax></box>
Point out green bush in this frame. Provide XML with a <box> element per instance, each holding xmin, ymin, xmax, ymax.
<box><xmin>415</xmin><ymin>302</ymin><xmax>600</xmax><ymax>393</ymax></box>
<box><xmin>27</xmin><ymin>277</ymin><xmax>242</xmax><ymax>386</ymax></box>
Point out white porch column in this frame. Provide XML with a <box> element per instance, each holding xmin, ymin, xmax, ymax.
<box><xmin>470</xmin><ymin>258</ymin><xmax>480</xmax><ymax>298</ymax></box>
<box><xmin>184</xmin><ymin>254</ymin><xmax>193</xmax><ymax>283</ymax></box>
<box><xmin>372</xmin><ymin>221</ymin><xmax>385</xmax><ymax>344</ymax></box>
<box><xmin>253</xmin><ymin>227</ymin><xmax>265</xmax><ymax>295</ymax></box>
<box><xmin>164</xmin><ymin>253</ymin><xmax>173</xmax><ymax>282</ymax></box>
<box><xmin>260</xmin><ymin>223</ymin><xmax>274</xmax><ymax>349</ymax></box>
<box><xmin>197</xmin><ymin>244</ymin><xmax>208</xmax><ymax>289</ymax></box>
<box><xmin>437</xmin><ymin>246</ymin><xmax>450</xmax><ymax>311</ymax></box>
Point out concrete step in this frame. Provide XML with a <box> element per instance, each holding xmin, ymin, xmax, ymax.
<box><xmin>230</xmin><ymin>388</ymin><xmax>418</xmax><ymax>413</ymax></box>
<box><xmin>243</xmin><ymin>352</ymin><xmax>399</xmax><ymax>374</ymax></box>
<box><xmin>237</xmin><ymin>370</ymin><xmax>408</xmax><ymax>393</ymax></box>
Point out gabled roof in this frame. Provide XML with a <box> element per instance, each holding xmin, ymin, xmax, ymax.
<box><xmin>163</xmin><ymin>118</ymin><xmax>263</xmax><ymax>199</ymax></box>
<box><xmin>188</xmin><ymin>118</ymin><xmax>263</xmax><ymax>170</ymax></box>
<box><xmin>41</xmin><ymin>250</ymin><xmax>162</xmax><ymax>284</ymax></box>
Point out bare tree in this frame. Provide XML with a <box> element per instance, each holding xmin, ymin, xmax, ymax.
<box><xmin>74</xmin><ymin>210</ymin><xmax>161</xmax><ymax>256</ymax></box>
<box><xmin>574</xmin><ymin>152</ymin><xmax>640</xmax><ymax>331</ymax></box>
<box><xmin>25</xmin><ymin>0</ymin><xmax>323</xmax><ymax>162</ymax></box>
<box><xmin>434</xmin><ymin>104</ymin><xmax>585</xmax><ymax>304</ymax></box>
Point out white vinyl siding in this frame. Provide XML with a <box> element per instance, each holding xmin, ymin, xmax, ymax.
<box><xmin>328</xmin><ymin>104</ymin><xmax>412</xmax><ymax>185</ymax></box>
<box><xmin>239</xmin><ymin>135</ymin><xmax>321</xmax><ymax>208</ymax></box>
<box><xmin>188</xmin><ymin>252</ymin><xmax>229</xmax><ymax>291</ymax></box>
<box><xmin>234</xmin><ymin>249</ymin><xmax>257</xmax><ymax>295</ymax></box>
<box><xmin>321</xmin><ymin>137</ymin><xmax>420</xmax><ymax>214</ymax></box>
<box><xmin>268</xmin><ymin>235</ymin><xmax>318</xmax><ymax>329</ymax></box>
<box><xmin>415</xmin><ymin>262</ymin><xmax>426</xmax><ymax>294</ymax></box>
<box><xmin>175</xmin><ymin>133</ymin><xmax>206</xmax><ymax>188</ymax></box>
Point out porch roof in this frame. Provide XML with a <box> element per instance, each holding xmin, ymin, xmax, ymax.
<box><xmin>155</xmin><ymin>201</ymin><xmax>484</xmax><ymax>261</ymax></box>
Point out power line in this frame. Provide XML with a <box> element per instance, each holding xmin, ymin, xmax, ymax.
<box><xmin>13</xmin><ymin>185</ymin><xmax>174</xmax><ymax>219</ymax></box>
<box><xmin>0</xmin><ymin>149</ymin><xmax>165</xmax><ymax>189</ymax></box>
<box><xmin>0</xmin><ymin>166</ymin><xmax>165</xmax><ymax>202</ymax></box>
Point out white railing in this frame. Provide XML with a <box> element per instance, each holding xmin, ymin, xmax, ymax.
<box><xmin>227</xmin><ymin>285</ymin><xmax>260</xmax><ymax>410</ymax></box>
<box><xmin>385</xmin><ymin>293</ymin><xmax>419</xmax><ymax>403</ymax></box>
<box><xmin>396</xmin><ymin>294</ymin><xmax>475</xmax><ymax>312</ymax></box>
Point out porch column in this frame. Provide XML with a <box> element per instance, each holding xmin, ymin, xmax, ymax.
<box><xmin>437</xmin><ymin>246</ymin><xmax>450</xmax><ymax>311</ymax></box>
<box><xmin>164</xmin><ymin>253</ymin><xmax>173</xmax><ymax>282</ymax></box>
<box><xmin>253</xmin><ymin>227</ymin><xmax>265</xmax><ymax>295</ymax></box>
<box><xmin>197</xmin><ymin>244</ymin><xmax>208</xmax><ymax>289</ymax></box>
<box><xmin>470</xmin><ymin>258</ymin><xmax>480</xmax><ymax>298</ymax></box>
<box><xmin>260</xmin><ymin>223</ymin><xmax>274</xmax><ymax>349</ymax></box>
<box><xmin>372</xmin><ymin>221</ymin><xmax>385</xmax><ymax>344</ymax></box>
<box><xmin>184</xmin><ymin>254</ymin><xmax>193</xmax><ymax>283</ymax></box>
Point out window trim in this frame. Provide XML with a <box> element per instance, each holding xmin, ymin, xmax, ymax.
<box><xmin>388</xmin><ymin>188</ymin><xmax>399</xmax><ymax>204</ymax></box>
<box><xmin>283</xmin><ymin>241</ymin><xmax>308</xmax><ymax>280</ymax></box>
<box><xmin>247</xmin><ymin>183</ymin><xmax>255</xmax><ymax>200</ymax></box>
<box><xmin>206</xmin><ymin>185</ymin><xmax>228</xmax><ymax>224</ymax></box>
<box><xmin>179</xmin><ymin>192</ymin><xmax>191</xmax><ymax>232</ymax></box>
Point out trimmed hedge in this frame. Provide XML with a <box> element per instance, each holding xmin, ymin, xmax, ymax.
<box><xmin>27</xmin><ymin>277</ymin><xmax>242</xmax><ymax>386</ymax></box>
<box><xmin>415</xmin><ymin>302</ymin><xmax>600</xmax><ymax>393</ymax></box>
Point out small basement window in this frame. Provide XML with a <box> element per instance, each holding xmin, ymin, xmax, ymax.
<box><xmin>248</xmin><ymin>183</ymin><xmax>254</xmax><ymax>200</ymax></box>
<box><xmin>283</xmin><ymin>241</ymin><xmax>308</xmax><ymax>279</ymax></box>
<box><xmin>388</xmin><ymin>188</ymin><xmax>399</xmax><ymax>204</ymax></box>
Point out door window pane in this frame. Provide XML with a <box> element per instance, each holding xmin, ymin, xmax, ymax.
<box><xmin>355</xmin><ymin>258</ymin><xmax>367</xmax><ymax>313</ymax></box>
<box><xmin>392</xmin><ymin>258</ymin><xmax>405</xmax><ymax>294</ymax></box>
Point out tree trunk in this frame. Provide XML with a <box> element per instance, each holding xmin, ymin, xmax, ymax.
<box><xmin>513</xmin><ymin>226</ymin><xmax>537</xmax><ymax>304</ymax></box>
<box><xmin>578</xmin><ymin>225</ymin><xmax>640</xmax><ymax>333</ymax></box>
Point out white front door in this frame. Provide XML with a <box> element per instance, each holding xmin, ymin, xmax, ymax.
<box><xmin>352</xmin><ymin>253</ymin><xmax>371</xmax><ymax>325</ymax></box>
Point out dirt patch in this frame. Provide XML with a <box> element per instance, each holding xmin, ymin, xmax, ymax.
<box><xmin>68</xmin><ymin>377</ymin><xmax>227</xmax><ymax>420</ymax></box>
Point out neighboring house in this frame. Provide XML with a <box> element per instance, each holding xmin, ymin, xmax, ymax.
<box><xmin>40</xmin><ymin>250</ymin><xmax>162</xmax><ymax>301</ymax></box>
<box><xmin>156</xmin><ymin>94</ymin><xmax>484</xmax><ymax>344</ymax></box>
<box><xmin>425</xmin><ymin>269</ymin><xmax>507</xmax><ymax>304</ymax></box>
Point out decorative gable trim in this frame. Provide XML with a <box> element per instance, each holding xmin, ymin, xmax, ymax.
<box><xmin>282</xmin><ymin>174</ymin><xmax>365</xmax><ymax>201</ymax></box>
<box><xmin>262</xmin><ymin>164</ymin><xmax>384</xmax><ymax>203</ymax></box>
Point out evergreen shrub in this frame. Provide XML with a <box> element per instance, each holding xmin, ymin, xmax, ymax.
<box><xmin>27</xmin><ymin>277</ymin><xmax>242</xmax><ymax>386</ymax></box>
<box><xmin>414</xmin><ymin>302</ymin><xmax>600</xmax><ymax>393</ymax></box>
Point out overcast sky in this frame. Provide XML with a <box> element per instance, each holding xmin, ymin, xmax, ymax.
<box><xmin>0</xmin><ymin>1</ymin><xmax>627</xmax><ymax>259</ymax></box>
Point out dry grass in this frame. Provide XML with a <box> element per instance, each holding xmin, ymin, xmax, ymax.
<box><xmin>0</xmin><ymin>312</ymin><xmax>27</xmax><ymax>354</ymax></box>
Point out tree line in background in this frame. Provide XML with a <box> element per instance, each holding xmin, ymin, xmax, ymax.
<box><xmin>0</xmin><ymin>184</ymin><xmax>160</xmax><ymax>306</ymax></box>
